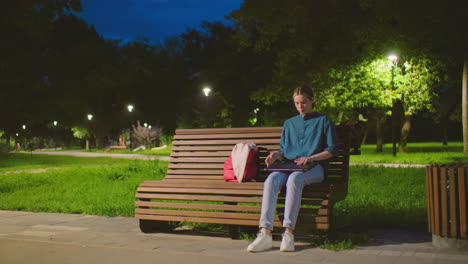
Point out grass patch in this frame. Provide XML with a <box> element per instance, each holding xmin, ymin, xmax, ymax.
<box><xmin>318</xmin><ymin>239</ymin><xmax>356</xmax><ymax>251</ymax></box>
<box><xmin>335</xmin><ymin>166</ymin><xmax>427</xmax><ymax>231</ymax></box>
<box><xmin>351</xmin><ymin>142</ymin><xmax>468</xmax><ymax>165</ymax></box>
<box><xmin>0</xmin><ymin>153</ymin><xmax>138</xmax><ymax>172</ymax></box>
<box><xmin>0</xmin><ymin>154</ymin><xmax>167</xmax><ymax>216</ymax></box>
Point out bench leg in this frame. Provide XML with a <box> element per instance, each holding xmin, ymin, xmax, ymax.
<box><xmin>326</xmin><ymin>203</ymin><xmax>338</xmax><ymax>241</ymax></box>
<box><xmin>139</xmin><ymin>219</ymin><xmax>171</xmax><ymax>233</ymax></box>
<box><xmin>228</xmin><ymin>225</ymin><xmax>258</xmax><ymax>239</ymax></box>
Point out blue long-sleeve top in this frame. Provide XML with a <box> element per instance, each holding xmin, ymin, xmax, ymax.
<box><xmin>279</xmin><ymin>112</ymin><xmax>339</xmax><ymax>160</ymax></box>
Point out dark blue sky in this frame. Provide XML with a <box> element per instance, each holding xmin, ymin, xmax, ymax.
<box><xmin>77</xmin><ymin>0</ymin><xmax>243</xmax><ymax>44</ymax></box>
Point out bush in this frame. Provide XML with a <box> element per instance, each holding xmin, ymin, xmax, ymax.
<box><xmin>0</xmin><ymin>143</ymin><xmax>10</xmax><ymax>154</ymax></box>
<box><xmin>131</xmin><ymin>121</ymin><xmax>162</xmax><ymax>147</ymax></box>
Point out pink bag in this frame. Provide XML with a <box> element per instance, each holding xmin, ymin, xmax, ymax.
<box><xmin>223</xmin><ymin>149</ymin><xmax>258</xmax><ymax>182</ymax></box>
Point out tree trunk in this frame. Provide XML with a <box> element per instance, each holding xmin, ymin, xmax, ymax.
<box><xmin>399</xmin><ymin>115</ymin><xmax>412</xmax><ymax>153</ymax></box>
<box><xmin>441</xmin><ymin>119</ymin><xmax>448</xmax><ymax>145</ymax></box>
<box><xmin>463</xmin><ymin>57</ymin><xmax>468</xmax><ymax>154</ymax></box>
<box><xmin>375</xmin><ymin>114</ymin><xmax>386</xmax><ymax>152</ymax></box>
<box><xmin>336</xmin><ymin>111</ymin><xmax>344</xmax><ymax>125</ymax></box>
<box><xmin>361</xmin><ymin>128</ymin><xmax>368</xmax><ymax>145</ymax></box>
<box><xmin>5</xmin><ymin>131</ymin><xmax>11</xmax><ymax>148</ymax></box>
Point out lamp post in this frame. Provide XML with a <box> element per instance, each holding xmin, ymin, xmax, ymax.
<box><xmin>202</xmin><ymin>87</ymin><xmax>212</xmax><ymax>127</ymax></box>
<box><xmin>388</xmin><ymin>54</ymin><xmax>398</xmax><ymax>157</ymax></box>
<box><xmin>86</xmin><ymin>114</ymin><xmax>93</xmax><ymax>150</ymax></box>
<box><xmin>53</xmin><ymin>121</ymin><xmax>58</xmax><ymax>150</ymax></box>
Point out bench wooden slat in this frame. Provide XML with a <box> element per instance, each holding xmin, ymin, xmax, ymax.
<box><xmin>174</xmin><ymin>132</ymin><xmax>282</xmax><ymax>140</ymax></box>
<box><xmin>168</xmin><ymin>164</ymin><xmax>224</xmax><ymax>169</ymax></box>
<box><xmin>136</xmin><ymin>193</ymin><xmax>263</xmax><ymax>203</ymax></box>
<box><xmin>137</xmin><ymin>187</ymin><xmax>263</xmax><ymax>196</ymax></box>
<box><xmin>169</xmin><ymin>157</ymin><xmax>228</xmax><ymax>163</ymax></box>
<box><xmin>135</xmin><ymin>201</ymin><xmax>262</xmax><ymax>212</ymax></box>
<box><xmin>167</xmin><ymin>169</ymin><xmax>224</xmax><ymax>175</ymax></box>
<box><xmin>164</xmin><ymin>175</ymin><xmax>224</xmax><ymax>180</ymax></box>
<box><xmin>172</xmin><ymin>145</ymin><xmax>280</xmax><ymax>151</ymax></box>
<box><xmin>171</xmin><ymin>152</ymin><xmax>233</xmax><ymax>157</ymax></box>
<box><xmin>173</xmin><ymin>139</ymin><xmax>280</xmax><ymax>146</ymax></box>
<box><xmin>176</xmin><ymin>127</ymin><xmax>282</xmax><ymax>135</ymax></box>
<box><xmin>136</xmin><ymin>208</ymin><xmax>262</xmax><ymax>220</ymax></box>
<box><xmin>135</xmin><ymin>214</ymin><xmax>280</xmax><ymax>226</ymax></box>
<box><xmin>139</xmin><ymin>181</ymin><xmax>264</xmax><ymax>190</ymax></box>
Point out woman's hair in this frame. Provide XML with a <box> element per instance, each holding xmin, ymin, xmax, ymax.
<box><xmin>293</xmin><ymin>85</ymin><xmax>314</xmax><ymax>101</ymax></box>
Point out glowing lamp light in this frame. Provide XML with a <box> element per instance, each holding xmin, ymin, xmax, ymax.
<box><xmin>388</xmin><ymin>54</ymin><xmax>398</xmax><ymax>62</ymax></box>
<box><xmin>53</xmin><ymin>121</ymin><xmax>58</xmax><ymax>126</ymax></box>
<box><xmin>127</xmin><ymin>104</ymin><xmax>134</xmax><ymax>112</ymax></box>
<box><xmin>87</xmin><ymin>114</ymin><xmax>93</xmax><ymax>121</ymax></box>
<box><xmin>22</xmin><ymin>125</ymin><xmax>26</xmax><ymax>130</ymax></box>
<box><xmin>203</xmin><ymin>87</ymin><xmax>211</xmax><ymax>97</ymax></box>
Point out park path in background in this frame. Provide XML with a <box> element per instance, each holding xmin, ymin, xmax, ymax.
<box><xmin>17</xmin><ymin>150</ymin><xmax>170</xmax><ymax>161</ymax></box>
<box><xmin>22</xmin><ymin>150</ymin><xmax>427</xmax><ymax>168</ymax></box>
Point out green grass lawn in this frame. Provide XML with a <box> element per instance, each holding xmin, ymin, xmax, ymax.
<box><xmin>337</xmin><ymin>166</ymin><xmax>427</xmax><ymax>231</ymax></box>
<box><xmin>0</xmin><ymin>154</ymin><xmax>167</xmax><ymax>216</ymax></box>
<box><xmin>350</xmin><ymin>142</ymin><xmax>468</xmax><ymax>165</ymax></box>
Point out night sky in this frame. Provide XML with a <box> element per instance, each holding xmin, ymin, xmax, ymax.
<box><xmin>77</xmin><ymin>0</ymin><xmax>244</xmax><ymax>44</ymax></box>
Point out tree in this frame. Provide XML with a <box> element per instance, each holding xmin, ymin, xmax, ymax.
<box><xmin>318</xmin><ymin>56</ymin><xmax>443</xmax><ymax>153</ymax></box>
<box><xmin>71</xmin><ymin>126</ymin><xmax>90</xmax><ymax>150</ymax></box>
<box><xmin>0</xmin><ymin>1</ymin><xmax>81</xmax><ymax>140</ymax></box>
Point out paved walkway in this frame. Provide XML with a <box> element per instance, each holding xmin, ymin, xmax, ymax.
<box><xmin>1</xmin><ymin>210</ymin><xmax>467</xmax><ymax>264</ymax></box>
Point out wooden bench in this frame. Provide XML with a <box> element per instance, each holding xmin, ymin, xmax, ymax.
<box><xmin>134</xmin><ymin>125</ymin><xmax>351</xmax><ymax>238</ymax></box>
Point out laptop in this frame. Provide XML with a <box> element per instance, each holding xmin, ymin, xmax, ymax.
<box><xmin>263</xmin><ymin>160</ymin><xmax>317</xmax><ymax>172</ymax></box>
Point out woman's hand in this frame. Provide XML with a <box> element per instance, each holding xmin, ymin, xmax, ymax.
<box><xmin>265</xmin><ymin>152</ymin><xmax>283</xmax><ymax>167</ymax></box>
<box><xmin>294</xmin><ymin>156</ymin><xmax>312</xmax><ymax>166</ymax></box>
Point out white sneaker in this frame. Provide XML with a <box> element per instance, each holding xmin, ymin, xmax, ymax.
<box><xmin>280</xmin><ymin>231</ymin><xmax>295</xmax><ymax>252</ymax></box>
<box><xmin>246</xmin><ymin>230</ymin><xmax>273</xmax><ymax>252</ymax></box>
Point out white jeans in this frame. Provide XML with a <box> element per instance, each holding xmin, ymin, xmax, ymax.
<box><xmin>259</xmin><ymin>164</ymin><xmax>324</xmax><ymax>230</ymax></box>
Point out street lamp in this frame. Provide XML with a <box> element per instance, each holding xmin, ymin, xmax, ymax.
<box><xmin>388</xmin><ymin>53</ymin><xmax>398</xmax><ymax>157</ymax></box>
<box><xmin>53</xmin><ymin>121</ymin><xmax>58</xmax><ymax>149</ymax></box>
<box><xmin>86</xmin><ymin>114</ymin><xmax>94</xmax><ymax>151</ymax></box>
<box><xmin>203</xmin><ymin>87</ymin><xmax>211</xmax><ymax>97</ymax></box>
<box><xmin>127</xmin><ymin>104</ymin><xmax>134</xmax><ymax>112</ymax></box>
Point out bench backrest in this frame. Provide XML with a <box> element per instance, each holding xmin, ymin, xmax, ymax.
<box><xmin>166</xmin><ymin>125</ymin><xmax>350</xmax><ymax>183</ymax></box>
